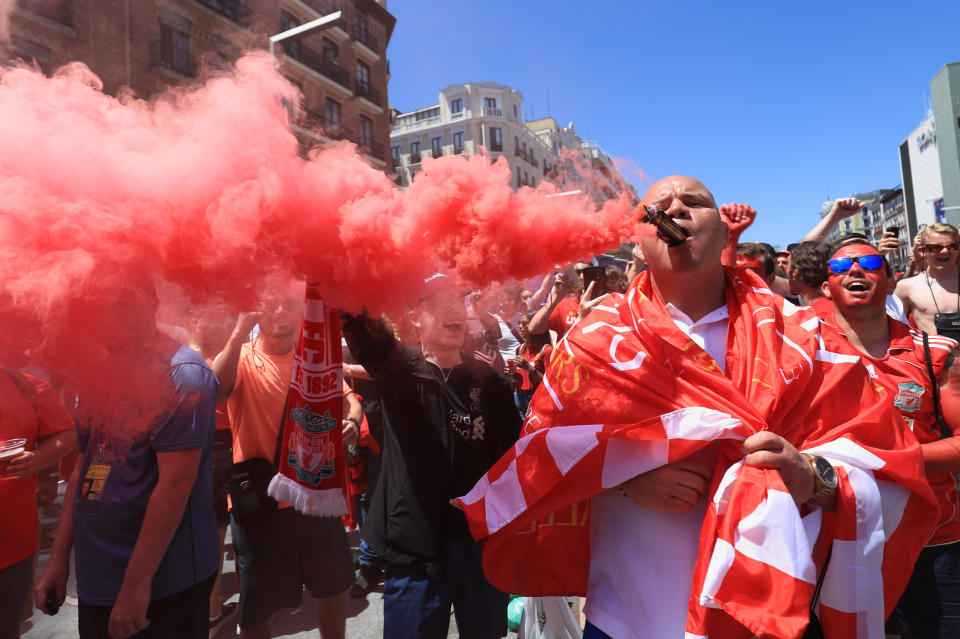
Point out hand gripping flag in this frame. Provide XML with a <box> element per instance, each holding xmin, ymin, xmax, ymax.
<box><xmin>267</xmin><ymin>283</ymin><xmax>347</xmax><ymax>517</ymax></box>
<box><xmin>456</xmin><ymin>268</ymin><xmax>938</xmax><ymax>639</ymax></box>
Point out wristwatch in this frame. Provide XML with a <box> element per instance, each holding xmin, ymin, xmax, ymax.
<box><xmin>802</xmin><ymin>454</ymin><xmax>838</xmax><ymax>505</ymax></box>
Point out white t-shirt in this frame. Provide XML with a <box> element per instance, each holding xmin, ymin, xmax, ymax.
<box><xmin>495</xmin><ymin>314</ymin><xmax>522</xmax><ymax>364</ymax></box>
<box><xmin>585</xmin><ymin>304</ymin><xmax>729</xmax><ymax>638</ymax></box>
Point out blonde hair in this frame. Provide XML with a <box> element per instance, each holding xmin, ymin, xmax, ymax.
<box><xmin>918</xmin><ymin>223</ymin><xmax>960</xmax><ymax>244</ymax></box>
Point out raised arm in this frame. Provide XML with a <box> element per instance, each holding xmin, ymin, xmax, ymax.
<box><xmin>802</xmin><ymin>198</ymin><xmax>862</xmax><ymax>243</ymax></box>
<box><xmin>525</xmin><ymin>272</ymin><xmax>555</xmax><ymax>311</ymax></box>
<box><xmin>211</xmin><ymin>312</ymin><xmax>261</xmax><ymax>402</ymax></box>
<box><xmin>528</xmin><ymin>274</ymin><xmax>572</xmax><ymax>335</ymax></box>
<box><xmin>719</xmin><ymin>203</ymin><xmax>757</xmax><ymax>266</ymax></box>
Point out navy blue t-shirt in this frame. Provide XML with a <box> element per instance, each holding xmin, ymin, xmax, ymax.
<box><xmin>73</xmin><ymin>342</ymin><xmax>219</xmax><ymax>605</ymax></box>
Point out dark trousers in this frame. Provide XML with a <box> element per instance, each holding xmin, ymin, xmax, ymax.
<box><xmin>894</xmin><ymin>541</ymin><xmax>960</xmax><ymax>639</ymax></box>
<box><xmin>383</xmin><ymin>539</ymin><xmax>507</xmax><ymax>639</ymax></box>
<box><xmin>78</xmin><ymin>572</ymin><xmax>216</xmax><ymax>639</ymax></box>
<box><xmin>583</xmin><ymin>620</ymin><xmax>613</xmax><ymax>639</ymax></box>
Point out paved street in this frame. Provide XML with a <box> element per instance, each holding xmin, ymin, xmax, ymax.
<box><xmin>21</xmin><ymin>485</ymin><xmax>514</xmax><ymax>639</ymax></box>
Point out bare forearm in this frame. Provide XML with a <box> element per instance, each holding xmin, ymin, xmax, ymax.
<box><xmin>211</xmin><ymin>330</ymin><xmax>247</xmax><ymax>401</ymax></box>
<box><xmin>34</xmin><ymin>430</ymin><xmax>77</xmax><ymax>471</ymax></box>
<box><xmin>120</xmin><ymin>451</ymin><xmax>200</xmax><ymax>591</ymax></box>
<box><xmin>529</xmin><ymin>290</ymin><xmax>563</xmax><ymax>335</ymax></box>
<box><xmin>527</xmin><ymin>274</ymin><xmax>554</xmax><ymax>310</ymax></box>
<box><xmin>921</xmin><ymin>438</ymin><xmax>960</xmax><ymax>472</ymax></box>
<box><xmin>802</xmin><ymin>212</ymin><xmax>842</xmax><ymax>243</ymax></box>
<box><xmin>50</xmin><ymin>455</ymin><xmax>83</xmax><ymax>564</ymax></box>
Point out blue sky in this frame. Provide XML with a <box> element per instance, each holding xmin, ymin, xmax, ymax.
<box><xmin>384</xmin><ymin>0</ymin><xmax>960</xmax><ymax>248</ymax></box>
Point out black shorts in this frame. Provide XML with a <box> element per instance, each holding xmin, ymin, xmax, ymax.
<box><xmin>211</xmin><ymin>429</ymin><xmax>233</xmax><ymax>527</ymax></box>
<box><xmin>0</xmin><ymin>554</ymin><xmax>33</xmax><ymax>638</ymax></box>
<box><xmin>230</xmin><ymin>507</ymin><xmax>353</xmax><ymax>629</ymax></box>
<box><xmin>78</xmin><ymin>571</ymin><xmax>215</xmax><ymax>639</ymax></box>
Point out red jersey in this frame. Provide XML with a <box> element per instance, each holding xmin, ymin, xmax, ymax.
<box><xmin>809</xmin><ymin>296</ymin><xmax>835</xmax><ymax>321</ymax></box>
<box><xmin>865</xmin><ymin>322</ymin><xmax>960</xmax><ymax>545</ymax></box>
<box><xmin>0</xmin><ymin>372</ymin><xmax>73</xmax><ymax>569</ymax></box>
<box><xmin>548</xmin><ymin>296</ymin><xmax>579</xmax><ymax>336</ymax></box>
<box><xmin>516</xmin><ymin>344</ymin><xmax>553</xmax><ymax>391</ymax></box>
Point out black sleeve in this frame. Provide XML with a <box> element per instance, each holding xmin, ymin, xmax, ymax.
<box><xmin>490</xmin><ymin>375</ymin><xmax>522</xmax><ymax>459</ymax></box>
<box><xmin>340</xmin><ymin>311</ymin><xmax>407</xmax><ymax>381</ymax></box>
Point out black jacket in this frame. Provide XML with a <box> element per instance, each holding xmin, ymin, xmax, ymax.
<box><xmin>342</xmin><ymin>313</ymin><xmax>521</xmax><ymax>565</ymax></box>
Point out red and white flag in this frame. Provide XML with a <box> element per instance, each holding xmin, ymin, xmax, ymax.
<box><xmin>456</xmin><ymin>268</ymin><xmax>937</xmax><ymax>638</ymax></box>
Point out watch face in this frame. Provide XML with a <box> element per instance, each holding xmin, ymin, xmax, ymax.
<box><xmin>814</xmin><ymin>457</ymin><xmax>838</xmax><ymax>489</ymax></box>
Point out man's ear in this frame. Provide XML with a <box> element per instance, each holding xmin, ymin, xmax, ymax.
<box><xmin>820</xmin><ymin>280</ymin><xmax>832</xmax><ymax>300</ymax></box>
<box><xmin>407</xmin><ymin>309</ymin><xmax>421</xmax><ymax>331</ymax></box>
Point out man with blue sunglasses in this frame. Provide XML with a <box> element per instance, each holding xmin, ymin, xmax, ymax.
<box><xmin>822</xmin><ymin>237</ymin><xmax>960</xmax><ymax>639</ymax></box>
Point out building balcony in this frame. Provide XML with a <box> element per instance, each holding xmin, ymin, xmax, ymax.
<box><xmin>151</xmin><ymin>40</ymin><xmax>196</xmax><ymax>78</ymax></box>
<box><xmin>359</xmin><ymin>138</ymin><xmax>384</xmax><ymax>158</ymax></box>
<box><xmin>432</xmin><ymin>148</ymin><xmax>443</xmax><ymax>158</ymax></box>
<box><xmin>300</xmin><ymin>111</ymin><xmax>354</xmax><ymax>141</ymax></box>
<box><xmin>353</xmin><ymin>25</ymin><xmax>379</xmax><ymax>53</ymax></box>
<box><xmin>409</xmin><ymin>152</ymin><xmax>422</xmax><ymax>164</ymax></box>
<box><xmin>482</xmin><ymin>107</ymin><xmax>502</xmax><ymax>117</ymax></box>
<box><xmin>490</xmin><ymin>143</ymin><xmax>503</xmax><ymax>152</ymax></box>
<box><xmin>291</xmin><ymin>46</ymin><xmax>350</xmax><ymax>89</ymax></box>
<box><xmin>192</xmin><ymin>0</ymin><xmax>249</xmax><ymax>23</ymax></box>
<box><xmin>354</xmin><ymin>81</ymin><xmax>382</xmax><ymax>107</ymax></box>
<box><xmin>16</xmin><ymin>0</ymin><xmax>71</xmax><ymax>27</ymax></box>
<box><xmin>450</xmin><ymin>111</ymin><xmax>465</xmax><ymax>121</ymax></box>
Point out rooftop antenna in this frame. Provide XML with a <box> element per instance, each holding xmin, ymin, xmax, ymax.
<box><xmin>547</xmin><ymin>87</ymin><xmax>551</xmax><ymax>118</ymax></box>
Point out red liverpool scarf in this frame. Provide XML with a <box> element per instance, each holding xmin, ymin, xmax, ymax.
<box><xmin>267</xmin><ymin>283</ymin><xmax>347</xmax><ymax>517</ymax></box>
<box><xmin>456</xmin><ymin>268</ymin><xmax>938</xmax><ymax>638</ymax></box>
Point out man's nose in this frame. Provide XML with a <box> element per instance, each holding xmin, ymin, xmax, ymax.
<box><xmin>665</xmin><ymin>199</ymin><xmax>691</xmax><ymax>219</ymax></box>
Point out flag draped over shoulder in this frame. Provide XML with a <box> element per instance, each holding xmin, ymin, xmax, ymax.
<box><xmin>456</xmin><ymin>268</ymin><xmax>937</xmax><ymax>639</ymax></box>
<box><xmin>268</xmin><ymin>283</ymin><xmax>347</xmax><ymax>517</ymax></box>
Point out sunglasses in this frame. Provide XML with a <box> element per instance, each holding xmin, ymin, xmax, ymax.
<box><xmin>921</xmin><ymin>243</ymin><xmax>960</xmax><ymax>253</ymax></box>
<box><xmin>828</xmin><ymin>255</ymin><xmax>885</xmax><ymax>274</ymax></box>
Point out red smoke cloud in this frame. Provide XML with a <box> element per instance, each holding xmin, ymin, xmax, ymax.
<box><xmin>0</xmin><ymin>54</ymin><xmax>639</xmax><ymax>385</ymax></box>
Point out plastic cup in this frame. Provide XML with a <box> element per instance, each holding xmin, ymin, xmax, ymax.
<box><xmin>0</xmin><ymin>438</ymin><xmax>27</xmax><ymax>478</ymax></box>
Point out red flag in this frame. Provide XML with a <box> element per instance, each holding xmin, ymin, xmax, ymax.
<box><xmin>267</xmin><ymin>283</ymin><xmax>347</xmax><ymax>516</ymax></box>
<box><xmin>456</xmin><ymin>268</ymin><xmax>937</xmax><ymax>638</ymax></box>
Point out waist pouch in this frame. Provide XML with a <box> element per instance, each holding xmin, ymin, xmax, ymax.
<box><xmin>227</xmin><ymin>457</ymin><xmax>278</xmax><ymax>525</ymax></box>
<box><xmin>935</xmin><ymin>312</ymin><xmax>960</xmax><ymax>341</ymax></box>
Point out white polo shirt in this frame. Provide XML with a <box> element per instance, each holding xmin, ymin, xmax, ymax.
<box><xmin>585</xmin><ymin>303</ymin><xmax>729</xmax><ymax>639</ymax></box>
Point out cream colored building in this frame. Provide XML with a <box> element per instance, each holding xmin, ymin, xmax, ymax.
<box><xmin>390</xmin><ymin>81</ymin><xmax>633</xmax><ymax>201</ymax></box>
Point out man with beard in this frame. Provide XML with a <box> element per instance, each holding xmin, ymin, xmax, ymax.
<box><xmin>456</xmin><ymin>176</ymin><xmax>938</xmax><ymax>639</ymax></box>
<box><xmin>821</xmin><ymin>238</ymin><xmax>960</xmax><ymax>638</ymax></box>
<box><xmin>213</xmin><ymin>293</ymin><xmax>358</xmax><ymax>639</ymax></box>
<box><xmin>895</xmin><ymin>223</ymin><xmax>960</xmax><ymax>336</ymax></box>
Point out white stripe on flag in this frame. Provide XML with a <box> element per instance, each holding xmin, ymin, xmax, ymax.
<box><xmin>483</xmin><ymin>457</ymin><xmax>529</xmax><ymax>535</ymax></box>
<box><xmin>699</xmin><ymin>537</ymin><xmax>735</xmax><ymax>609</ymax></box>
<box><xmin>777</xmin><ymin>330</ymin><xmax>813</xmax><ymax>369</ymax></box>
<box><xmin>601</xmin><ymin>437</ymin><xmax>668</xmax><ymax>489</ymax></box>
<box><xmin>818</xmin><ymin>466</ymin><xmax>887</xmax><ymax>639</ymax></box>
<box><xmin>803</xmin><ymin>438</ymin><xmax>885</xmax><ymax>471</ymax></box>
<box><xmin>660</xmin><ymin>407</ymin><xmax>743</xmax><ymax>442</ymax></box>
<box><xmin>734</xmin><ymin>488</ymin><xmax>817</xmax><ymax>584</ymax></box>
<box><xmin>801</xmin><ymin>316</ymin><xmax>820</xmax><ymax>332</ymax></box>
<box><xmin>545</xmin><ymin>424</ymin><xmax>603</xmax><ymax>475</ymax></box>
<box><xmin>541</xmin><ymin>374</ymin><xmax>564</xmax><ymax>411</ymax></box>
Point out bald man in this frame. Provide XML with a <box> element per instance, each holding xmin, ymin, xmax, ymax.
<box><xmin>458</xmin><ymin>176</ymin><xmax>937</xmax><ymax>639</ymax></box>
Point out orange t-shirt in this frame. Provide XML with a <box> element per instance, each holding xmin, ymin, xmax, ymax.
<box><xmin>225</xmin><ymin>342</ymin><xmax>294</xmax><ymax>509</ymax></box>
<box><xmin>226</xmin><ymin>342</ymin><xmax>293</xmax><ymax>464</ymax></box>
<box><xmin>0</xmin><ymin>372</ymin><xmax>73</xmax><ymax>569</ymax></box>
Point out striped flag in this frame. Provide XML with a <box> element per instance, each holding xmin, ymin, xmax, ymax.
<box><xmin>456</xmin><ymin>268</ymin><xmax>937</xmax><ymax>638</ymax></box>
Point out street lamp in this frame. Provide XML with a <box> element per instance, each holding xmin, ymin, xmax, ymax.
<box><xmin>269</xmin><ymin>10</ymin><xmax>343</xmax><ymax>57</ymax></box>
